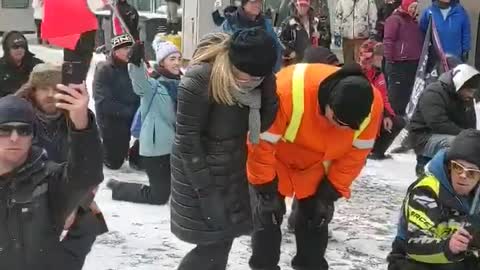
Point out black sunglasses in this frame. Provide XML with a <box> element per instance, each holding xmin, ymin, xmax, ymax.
<box><xmin>0</xmin><ymin>124</ymin><xmax>33</xmax><ymax>137</ymax></box>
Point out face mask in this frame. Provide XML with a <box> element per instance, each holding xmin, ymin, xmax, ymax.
<box><xmin>237</xmin><ymin>77</ymin><xmax>264</xmax><ymax>91</ymax></box>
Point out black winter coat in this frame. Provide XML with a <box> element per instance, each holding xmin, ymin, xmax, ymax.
<box><xmin>93</xmin><ymin>57</ymin><xmax>140</xmax><ymax>125</ymax></box>
<box><xmin>409</xmin><ymin>72</ymin><xmax>476</xmax><ymax>153</ymax></box>
<box><xmin>170</xmin><ymin>63</ymin><xmax>278</xmax><ymax>244</ymax></box>
<box><xmin>33</xmin><ymin>113</ymin><xmax>69</xmax><ymax>163</ymax></box>
<box><xmin>280</xmin><ymin>14</ymin><xmax>331</xmax><ymax>63</ymax></box>
<box><xmin>0</xmin><ymin>31</ymin><xmax>43</xmax><ymax>97</ymax></box>
<box><xmin>0</xmin><ymin>117</ymin><xmax>103</xmax><ymax>270</ymax></box>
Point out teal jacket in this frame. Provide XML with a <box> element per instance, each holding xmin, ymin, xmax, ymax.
<box><xmin>128</xmin><ymin>63</ymin><xmax>178</xmax><ymax>157</ymax></box>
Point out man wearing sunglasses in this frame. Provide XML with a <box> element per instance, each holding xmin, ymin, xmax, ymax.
<box><xmin>0</xmin><ymin>31</ymin><xmax>43</xmax><ymax>97</ymax></box>
<box><xmin>388</xmin><ymin>129</ymin><xmax>480</xmax><ymax>270</ymax></box>
<box><xmin>247</xmin><ymin>63</ymin><xmax>384</xmax><ymax>269</ymax></box>
<box><xmin>0</xmin><ymin>89</ymin><xmax>103</xmax><ymax>270</ymax></box>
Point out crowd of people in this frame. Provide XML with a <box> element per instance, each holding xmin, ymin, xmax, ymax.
<box><xmin>1</xmin><ymin>0</ymin><xmax>480</xmax><ymax>269</ymax></box>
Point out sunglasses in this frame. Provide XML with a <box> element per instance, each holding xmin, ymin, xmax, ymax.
<box><xmin>11</xmin><ymin>44</ymin><xmax>25</xmax><ymax>50</ymax></box>
<box><xmin>450</xmin><ymin>160</ymin><xmax>480</xmax><ymax>180</ymax></box>
<box><xmin>0</xmin><ymin>124</ymin><xmax>33</xmax><ymax>137</ymax></box>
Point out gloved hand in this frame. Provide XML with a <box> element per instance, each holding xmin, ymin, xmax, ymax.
<box><xmin>464</xmin><ymin>215</ymin><xmax>480</xmax><ymax>250</ymax></box>
<box><xmin>334</xmin><ymin>34</ymin><xmax>342</xmax><ymax>48</ymax></box>
<box><xmin>311</xmin><ymin>177</ymin><xmax>340</xmax><ymax>228</ymax></box>
<box><xmin>252</xmin><ymin>179</ymin><xmax>286</xmax><ymax>227</ymax></box>
<box><xmin>128</xmin><ymin>42</ymin><xmax>145</xmax><ymax>67</ymax></box>
<box><xmin>198</xmin><ymin>188</ymin><xmax>229</xmax><ymax>230</ymax></box>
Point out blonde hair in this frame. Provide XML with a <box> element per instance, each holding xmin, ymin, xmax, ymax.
<box><xmin>191</xmin><ymin>32</ymin><xmax>238</xmax><ymax>105</ymax></box>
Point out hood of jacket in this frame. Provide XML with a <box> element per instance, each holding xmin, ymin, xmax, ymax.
<box><xmin>1</xmin><ymin>31</ymin><xmax>34</xmax><ymax>61</ymax></box>
<box><xmin>226</xmin><ymin>7</ymin><xmax>266</xmax><ymax>30</ymax></box>
<box><xmin>426</xmin><ymin>149</ymin><xmax>471</xmax><ymax>212</ymax></box>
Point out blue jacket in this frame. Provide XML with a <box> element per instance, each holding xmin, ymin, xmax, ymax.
<box><xmin>419</xmin><ymin>1</ymin><xmax>470</xmax><ymax>59</ymax></box>
<box><xmin>221</xmin><ymin>8</ymin><xmax>283</xmax><ymax>72</ymax></box>
<box><xmin>128</xmin><ymin>63</ymin><xmax>178</xmax><ymax>157</ymax></box>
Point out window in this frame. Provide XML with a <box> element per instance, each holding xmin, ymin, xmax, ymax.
<box><xmin>130</xmin><ymin>0</ymin><xmax>152</xmax><ymax>12</ymax></box>
<box><xmin>2</xmin><ymin>0</ymin><xmax>29</xmax><ymax>8</ymax></box>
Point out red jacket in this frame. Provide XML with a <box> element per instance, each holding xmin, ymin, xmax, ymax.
<box><xmin>364</xmin><ymin>67</ymin><xmax>395</xmax><ymax>117</ymax></box>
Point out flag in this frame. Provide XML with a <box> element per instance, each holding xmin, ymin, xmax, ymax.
<box><xmin>41</xmin><ymin>0</ymin><xmax>104</xmax><ymax>49</ymax></box>
<box><xmin>405</xmin><ymin>16</ymin><xmax>449</xmax><ymax>119</ymax></box>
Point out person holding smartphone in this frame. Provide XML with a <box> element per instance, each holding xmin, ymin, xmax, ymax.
<box><xmin>16</xmin><ymin>64</ymin><xmax>108</xmax><ymax>270</ymax></box>
<box><xmin>93</xmin><ymin>34</ymin><xmax>140</xmax><ymax>170</ymax></box>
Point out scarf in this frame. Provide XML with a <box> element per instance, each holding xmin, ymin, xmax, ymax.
<box><xmin>152</xmin><ymin>65</ymin><xmax>181</xmax><ymax>110</ymax></box>
<box><xmin>231</xmin><ymin>87</ymin><xmax>262</xmax><ymax>144</ymax></box>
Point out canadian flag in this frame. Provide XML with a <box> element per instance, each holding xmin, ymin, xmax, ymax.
<box><xmin>41</xmin><ymin>0</ymin><xmax>107</xmax><ymax>49</ymax></box>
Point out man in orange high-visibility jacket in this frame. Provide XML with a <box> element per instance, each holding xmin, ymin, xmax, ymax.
<box><xmin>247</xmin><ymin>63</ymin><xmax>384</xmax><ymax>270</ymax></box>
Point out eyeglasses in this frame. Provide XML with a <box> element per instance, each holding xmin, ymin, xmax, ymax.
<box><xmin>450</xmin><ymin>160</ymin><xmax>480</xmax><ymax>180</ymax></box>
<box><xmin>0</xmin><ymin>124</ymin><xmax>33</xmax><ymax>137</ymax></box>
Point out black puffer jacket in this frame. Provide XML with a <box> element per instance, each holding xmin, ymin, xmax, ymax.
<box><xmin>170</xmin><ymin>63</ymin><xmax>278</xmax><ymax>244</ymax></box>
<box><xmin>0</xmin><ymin>117</ymin><xmax>103</xmax><ymax>270</ymax></box>
<box><xmin>409</xmin><ymin>71</ymin><xmax>476</xmax><ymax>153</ymax></box>
<box><xmin>0</xmin><ymin>31</ymin><xmax>43</xmax><ymax>97</ymax></box>
<box><xmin>93</xmin><ymin>57</ymin><xmax>140</xmax><ymax>125</ymax></box>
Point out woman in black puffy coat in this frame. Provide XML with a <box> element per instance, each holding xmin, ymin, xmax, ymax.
<box><xmin>170</xmin><ymin>29</ymin><xmax>278</xmax><ymax>270</ymax></box>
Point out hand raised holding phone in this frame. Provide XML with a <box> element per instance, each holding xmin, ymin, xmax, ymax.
<box><xmin>55</xmin><ymin>83</ymin><xmax>90</xmax><ymax>130</ymax></box>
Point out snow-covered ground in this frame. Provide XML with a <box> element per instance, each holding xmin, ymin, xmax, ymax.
<box><xmin>5</xmin><ymin>44</ymin><xmax>418</xmax><ymax>269</ymax></box>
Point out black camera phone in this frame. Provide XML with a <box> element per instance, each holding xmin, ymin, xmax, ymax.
<box><xmin>62</xmin><ymin>61</ymin><xmax>86</xmax><ymax>85</ymax></box>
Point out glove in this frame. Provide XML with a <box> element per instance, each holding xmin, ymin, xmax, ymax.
<box><xmin>334</xmin><ymin>34</ymin><xmax>342</xmax><ymax>47</ymax></box>
<box><xmin>198</xmin><ymin>188</ymin><xmax>229</xmax><ymax>230</ymax></box>
<box><xmin>311</xmin><ymin>177</ymin><xmax>340</xmax><ymax>228</ymax></box>
<box><xmin>128</xmin><ymin>42</ymin><xmax>145</xmax><ymax>67</ymax></box>
<box><xmin>252</xmin><ymin>179</ymin><xmax>286</xmax><ymax>227</ymax></box>
<box><xmin>464</xmin><ymin>215</ymin><xmax>480</xmax><ymax>250</ymax></box>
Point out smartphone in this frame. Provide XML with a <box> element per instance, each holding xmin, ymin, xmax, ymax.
<box><xmin>62</xmin><ymin>61</ymin><xmax>87</xmax><ymax>85</ymax></box>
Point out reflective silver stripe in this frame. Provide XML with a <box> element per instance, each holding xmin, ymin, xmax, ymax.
<box><xmin>352</xmin><ymin>139</ymin><xmax>375</xmax><ymax>149</ymax></box>
<box><xmin>260</xmin><ymin>132</ymin><xmax>282</xmax><ymax>144</ymax></box>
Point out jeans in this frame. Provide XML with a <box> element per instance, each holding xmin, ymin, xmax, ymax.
<box><xmin>422</xmin><ymin>134</ymin><xmax>455</xmax><ymax>158</ymax></box>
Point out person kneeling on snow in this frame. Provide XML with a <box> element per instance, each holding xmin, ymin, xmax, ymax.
<box><xmin>0</xmin><ymin>90</ymin><xmax>103</xmax><ymax>270</ymax></box>
<box><xmin>388</xmin><ymin>129</ymin><xmax>480</xmax><ymax>270</ymax></box>
<box><xmin>408</xmin><ymin>64</ymin><xmax>480</xmax><ymax>176</ymax></box>
<box><xmin>358</xmin><ymin>40</ymin><xmax>406</xmax><ymax>160</ymax></box>
<box><xmin>106</xmin><ymin>37</ymin><xmax>182</xmax><ymax>205</ymax></box>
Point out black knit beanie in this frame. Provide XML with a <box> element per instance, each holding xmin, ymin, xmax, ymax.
<box><xmin>329</xmin><ymin>75</ymin><xmax>373</xmax><ymax>130</ymax></box>
<box><xmin>446</xmin><ymin>129</ymin><xmax>480</xmax><ymax>168</ymax></box>
<box><xmin>229</xmin><ymin>27</ymin><xmax>277</xmax><ymax>77</ymax></box>
<box><xmin>0</xmin><ymin>95</ymin><xmax>35</xmax><ymax>126</ymax></box>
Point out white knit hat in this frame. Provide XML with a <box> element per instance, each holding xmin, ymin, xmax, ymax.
<box><xmin>152</xmin><ymin>36</ymin><xmax>181</xmax><ymax>63</ymax></box>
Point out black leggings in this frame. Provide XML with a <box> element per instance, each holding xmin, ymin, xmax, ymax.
<box><xmin>111</xmin><ymin>155</ymin><xmax>171</xmax><ymax>205</ymax></box>
<box><xmin>177</xmin><ymin>239</ymin><xmax>234</xmax><ymax>270</ymax></box>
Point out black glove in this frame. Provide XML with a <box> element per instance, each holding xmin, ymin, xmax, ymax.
<box><xmin>464</xmin><ymin>215</ymin><xmax>480</xmax><ymax>250</ymax></box>
<box><xmin>311</xmin><ymin>177</ymin><xmax>340</xmax><ymax>228</ymax></box>
<box><xmin>128</xmin><ymin>42</ymin><xmax>145</xmax><ymax>67</ymax></box>
<box><xmin>198</xmin><ymin>188</ymin><xmax>229</xmax><ymax>230</ymax></box>
<box><xmin>252</xmin><ymin>179</ymin><xmax>286</xmax><ymax>227</ymax></box>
